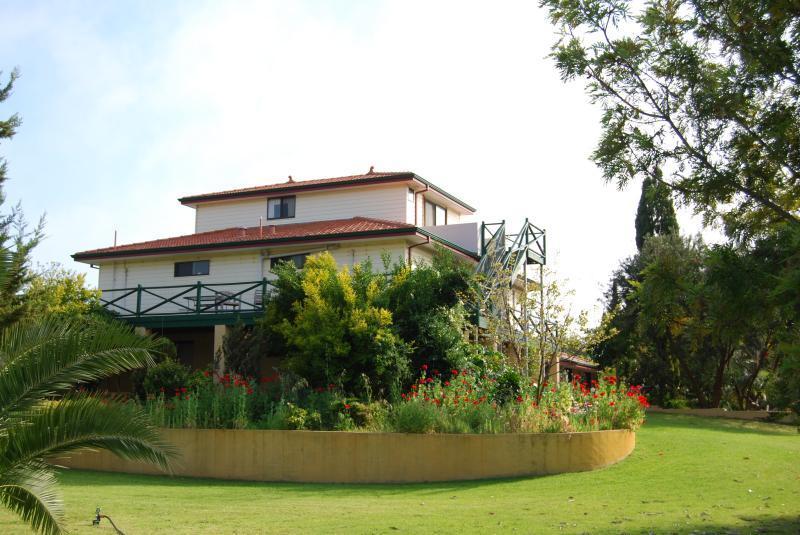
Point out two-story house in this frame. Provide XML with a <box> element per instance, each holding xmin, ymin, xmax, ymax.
<box><xmin>73</xmin><ymin>169</ymin><xmax>486</xmax><ymax>371</ymax></box>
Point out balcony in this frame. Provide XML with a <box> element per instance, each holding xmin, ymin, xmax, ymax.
<box><xmin>99</xmin><ymin>279</ymin><xmax>274</xmax><ymax>328</ymax></box>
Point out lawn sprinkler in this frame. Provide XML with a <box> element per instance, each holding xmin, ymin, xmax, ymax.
<box><xmin>92</xmin><ymin>507</ymin><xmax>125</xmax><ymax>535</ymax></box>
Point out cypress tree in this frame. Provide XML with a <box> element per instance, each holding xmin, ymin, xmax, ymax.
<box><xmin>0</xmin><ymin>68</ymin><xmax>41</xmax><ymax>327</ymax></box>
<box><xmin>635</xmin><ymin>169</ymin><xmax>679</xmax><ymax>251</ymax></box>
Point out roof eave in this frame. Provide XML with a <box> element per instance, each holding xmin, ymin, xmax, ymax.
<box><xmin>72</xmin><ymin>227</ymin><xmax>417</xmax><ymax>263</ymax></box>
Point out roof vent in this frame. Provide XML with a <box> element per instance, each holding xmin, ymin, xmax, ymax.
<box><xmin>287</xmin><ymin>175</ymin><xmax>294</xmax><ymax>183</ymax></box>
<box><xmin>367</xmin><ymin>166</ymin><xmax>375</xmax><ymax>174</ymax></box>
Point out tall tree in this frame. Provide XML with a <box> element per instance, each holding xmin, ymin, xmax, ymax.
<box><xmin>0</xmin><ymin>68</ymin><xmax>175</xmax><ymax>534</ymax></box>
<box><xmin>0</xmin><ymin>69</ymin><xmax>41</xmax><ymax>327</ymax></box>
<box><xmin>540</xmin><ymin>0</ymin><xmax>800</xmax><ymax>238</ymax></box>
<box><xmin>635</xmin><ymin>169</ymin><xmax>679</xmax><ymax>251</ymax></box>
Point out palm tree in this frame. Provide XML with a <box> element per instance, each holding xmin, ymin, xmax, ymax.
<box><xmin>0</xmin><ymin>300</ymin><xmax>176</xmax><ymax>533</ymax></box>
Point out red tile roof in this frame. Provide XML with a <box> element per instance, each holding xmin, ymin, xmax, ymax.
<box><xmin>179</xmin><ymin>171</ymin><xmax>415</xmax><ymax>205</ymax></box>
<box><xmin>73</xmin><ymin>217</ymin><xmax>415</xmax><ymax>260</ymax></box>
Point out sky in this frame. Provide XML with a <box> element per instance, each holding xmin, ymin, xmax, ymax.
<box><xmin>0</xmin><ymin>0</ymin><xmax>715</xmax><ymax>323</ymax></box>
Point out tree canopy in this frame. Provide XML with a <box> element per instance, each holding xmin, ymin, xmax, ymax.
<box><xmin>540</xmin><ymin>0</ymin><xmax>800</xmax><ymax>237</ymax></box>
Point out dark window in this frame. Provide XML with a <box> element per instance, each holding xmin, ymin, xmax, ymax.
<box><xmin>424</xmin><ymin>200</ymin><xmax>447</xmax><ymax>225</ymax></box>
<box><xmin>270</xmin><ymin>253</ymin><xmax>308</xmax><ymax>270</ymax></box>
<box><xmin>174</xmin><ymin>260</ymin><xmax>210</xmax><ymax>277</ymax></box>
<box><xmin>407</xmin><ymin>188</ymin><xmax>415</xmax><ymax>202</ymax></box>
<box><xmin>267</xmin><ymin>196</ymin><xmax>296</xmax><ymax>220</ymax></box>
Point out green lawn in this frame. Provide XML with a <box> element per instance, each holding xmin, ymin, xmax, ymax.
<box><xmin>1</xmin><ymin>413</ymin><xmax>798</xmax><ymax>534</ymax></box>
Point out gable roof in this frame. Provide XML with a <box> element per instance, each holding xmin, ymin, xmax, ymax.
<box><xmin>178</xmin><ymin>170</ymin><xmax>476</xmax><ymax>213</ymax></box>
<box><xmin>73</xmin><ymin>217</ymin><xmax>417</xmax><ymax>261</ymax></box>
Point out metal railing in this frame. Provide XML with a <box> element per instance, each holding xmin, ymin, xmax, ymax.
<box><xmin>99</xmin><ymin>279</ymin><xmax>275</xmax><ymax>317</ymax></box>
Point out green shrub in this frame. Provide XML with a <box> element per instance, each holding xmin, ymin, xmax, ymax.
<box><xmin>278</xmin><ymin>253</ymin><xmax>411</xmax><ymax>398</ymax></box>
<box><xmin>391</xmin><ymin>399</ymin><xmax>438</xmax><ymax>433</ymax></box>
<box><xmin>493</xmin><ymin>368</ymin><xmax>523</xmax><ymax>405</ymax></box>
<box><xmin>142</xmin><ymin>357</ymin><xmax>190</xmax><ymax>397</ymax></box>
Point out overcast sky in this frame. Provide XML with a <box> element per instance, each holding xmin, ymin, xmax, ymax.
<box><xmin>0</xmin><ymin>0</ymin><xmax>715</xmax><ymax>322</ymax></box>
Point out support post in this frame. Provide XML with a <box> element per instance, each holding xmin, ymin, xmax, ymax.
<box><xmin>195</xmin><ymin>281</ymin><xmax>202</xmax><ymax>314</ymax></box>
<box><xmin>213</xmin><ymin>324</ymin><xmax>230</xmax><ymax>379</ymax></box>
<box><xmin>136</xmin><ymin>285</ymin><xmax>142</xmax><ymax>317</ymax></box>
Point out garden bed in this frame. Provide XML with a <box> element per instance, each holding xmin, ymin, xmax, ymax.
<box><xmin>55</xmin><ymin>427</ymin><xmax>635</xmax><ymax>483</ymax></box>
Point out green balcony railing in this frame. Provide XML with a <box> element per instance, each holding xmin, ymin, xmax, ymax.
<box><xmin>99</xmin><ymin>279</ymin><xmax>275</xmax><ymax>318</ymax></box>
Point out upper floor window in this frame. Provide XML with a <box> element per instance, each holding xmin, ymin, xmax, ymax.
<box><xmin>407</xmin><ymin>188</ymin><xmax>415</xmax><ymax>202</ymax></box>
<box><xmin>270</xmin><ymin>253</ymin><xmax>308</xmax><ymax>271</ymax></box>
<box><xmin>424</xmin><ymin>200</ymin><xmax>447</xmax><ymax>225</ymax></box>
<box><xmin>174</xmin><ymin>260</ymin><xmax>210</xmax><ymax>277</ymax></box>
<box><xmin>268</xmin><ymin>196</ymin><xmax>296</xmax><ymax>220</ymax></box>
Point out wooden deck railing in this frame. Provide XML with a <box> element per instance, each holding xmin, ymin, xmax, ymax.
<box><xmin>99</xmin><ymin>279</ymin><xmax>275</xmax><ymax>317</ymax></box>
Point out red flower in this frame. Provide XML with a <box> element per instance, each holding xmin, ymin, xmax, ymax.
<box><xmin>421</xmin><ymin>364</ymin><xmax>428</xmax><ymax>371</ymax></box>
<box><xmin>451</xmin><ymin>369</ymin><xmax>458</xmax><ymax>376</ymax></box>
<box><xmin>180</xmin><ymin>387</ymin><xmax>187</xmax><ymax>393</ymax></box>
<box><xmin>246</xmin><ymin>388</ymin><xmax>254</xmax><ymax>395</ymax></box>
<box><xmin>515</xmin><ymin>395</ymin><xmax>523</xmax><ymax>403</ymax></box>
<box><xmin>426</xmin><ymin>378</ymin><xmax>433</xmax><ymax>384</ymax></box>
<box><xmin>444</xmin><ymin>381</ymin><xmax>450</xmax><ymax>386</ymax></box>
<box><xmin>203</xmin><ymin>370</ymin><xmax>210</xmax><ymax>377</ymax></box>
<box><xmin>609</xmin><ymin>401</ymin><xmax>615</xmax><ymax>406</ymax></box>
<box><xmin>344</xmin><ymin>403</ymin><xmax>351</xmax><ymax>410</ymax></box>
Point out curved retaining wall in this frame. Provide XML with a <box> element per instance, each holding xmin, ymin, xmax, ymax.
<box><xmin>55</xmin><ymin>428</ymin><xmax>635</xmax><ymax>483</ymax></box>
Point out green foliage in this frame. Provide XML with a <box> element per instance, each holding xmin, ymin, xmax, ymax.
<box><xmin>380</xmin><ymin>248</ymin><xmax>476</xmax><ymax>372</ymax></box>
<box><xmin>541</xmin><ymin>0</ymin><xmax>800</xmax><ymax>237</ymax></box>
<box><xmin>219</xmin><ymin>322</ymin><xmax>267</xmax><ymax>378</ymax></box>
<box><xmin>24</xmin><ymin>263</ymin><xmax>102</xmax><ymax>319</ymax></box>
<box><xmin>493</xmin><ymin>367</ymin><xmax>523</xmax><ymax>405</ymax></box>
<box><xmin>277</xmin><ymin>252</ymin><xmax>411</xmax><ymax>398</ymax></box>
<box><xmin>141</xmin><ymin>358</ymin><xmax>191</xmax><ymax>397</ymax></box>
<box><xmin>0</xmin><ymin>68</ymin><xmax>42</xmax><ymax>329</ymax></box>
<box><xmin>635</xmin><ymin>171</ymin><xmax>679</xmax><ymax>251</ymax></box>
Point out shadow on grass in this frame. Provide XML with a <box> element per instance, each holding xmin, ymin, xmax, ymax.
<box><xmin>678</xmin><ymin>514</ymin><xmax>800</xmax><ymax>534</ymax></box>
<box><xmin>645</xmin><ymin>413</ymin><xmax>798</xmax><ymax>437</ymax></box>
<box><xmin>57</xmin><ymin>468</ymin><xmax>550</xmax><ymax>497</ymax></box>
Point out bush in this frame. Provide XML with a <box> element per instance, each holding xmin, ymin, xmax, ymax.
<box><xmin>391</xmin><ymin>398</ymin><xmax>438</xmax><ymax>433</ymax></box>
<box><xmin>142</xmin><ymin>358</ymin><xmax>190</xmax><ymax>397</ymax></box>
<box><xmin>493</xmin><ymin>368</ymin><xmax>523</xmax><ymax>405</ymax></box>
<box><xmin>278</xmin><ymin>253</ymin><xmax>411</xmax><ymax>398</ymax></box>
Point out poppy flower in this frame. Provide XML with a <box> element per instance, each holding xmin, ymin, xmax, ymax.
<box><xmin>344</xmin><ymin>403</ymin><xmax>351</xmax><ymax>409</ymax></box>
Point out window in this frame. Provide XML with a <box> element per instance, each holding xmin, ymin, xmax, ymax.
<box><xmin>267</xmin><ymin>196</ymin><xmax>296</xmax><ymax>220</ymax></box>
<box><xmin>174</xmin><ymin>260</ymin><xmax>210</xmax><ymax>277</ymax></box>
<box><xmin>270</xmin><ymin>253</ymin><xmax>308</xmax><ymax>270</ymax></box>
<box><xmin>407</xmin><ymin>188</ymin><xmax>415</xmax><ymax>202</ymax></box>
<box><xmin>424</xmin><ymin>200</ymin><xmax>447</xmax><ymax>225</ymax></box>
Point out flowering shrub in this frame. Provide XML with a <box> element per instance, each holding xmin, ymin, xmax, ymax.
<box><xmin>138</xmin><ymin>365</ymin><xmax>648</xmax><ymax>433</ymax></box>
<box><xmin>385</xmin><ymin>367</ymin><xmax>648</xmax><ymax>434</ymax></box>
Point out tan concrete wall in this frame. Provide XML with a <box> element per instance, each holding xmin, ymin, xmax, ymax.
<box><xmin>54</xmin><ymin>428</ymin><xmax>635</xmax><ymax>483</ymax></box>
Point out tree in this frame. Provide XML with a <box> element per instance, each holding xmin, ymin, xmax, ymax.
<box><xmin>24</xmin><ymin>263</ymin><xmax>102</xmax><ymax>319</ymax></box>
<box><xmin>0</xmin><ymin>315</ymin><xmax>176</xmax><ymax>534</ymax></box>
<box><xmin>635</xmin><ymin>170</ymin><xmax>679</xmax><ymax>251</ymax></box>
<box><xmin>540</xmin><ymin>0</ymin><xmax>800</xmax><ymax>237</ymax></box>
<box><xmin>0</xmin><ymin>69</ymin><xmax>41</xmax><ymax>328</ymax></box>
<box><xmin>277</xmin><ymin>253</ymin><xmax>411</xmax><ymax>398</ymax></box>
<box><xmin>0</xmin><ymin>68</ymin><xmax>175</xmax><ymax>534</ymax></box>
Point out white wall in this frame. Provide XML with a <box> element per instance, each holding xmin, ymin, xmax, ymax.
<box><xmin>195</xmin><ymin>185</ymin><xmax>409</xmax><ymax>232</ymax></box>
<box><xmin>421</xmin><ymin>222</ymin><xmax>479</xmax><ymax>253</ymax></box>
<box><xmin>98</xmin><ymin>251</ymin><xmax>263</xmax><ymax>315</ymax></box>
<box><xmin>96</xmin><ymin>239</ymin><xmax>411</xmax><ymax>315</ymax></box>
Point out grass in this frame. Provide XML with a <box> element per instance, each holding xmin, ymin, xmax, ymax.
<box><xmin>1</xmin><ymin>413</ymin><xmax>798</xmax><ymax>534</ymax></box>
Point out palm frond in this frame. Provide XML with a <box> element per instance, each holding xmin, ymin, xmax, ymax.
<box><xmin>0</xmin><ymin>463</ymin><xmax>63</xmax><ymax>535</ymax></box>
<box><xmin>2</xmin><ymin>394</ymin><xmax>177</xmax><ymax>473</ymax></box>
<box><xmin>0</xmin><ymin>318</ymin><xmax>163</xmax><ymax>417</ymax></box>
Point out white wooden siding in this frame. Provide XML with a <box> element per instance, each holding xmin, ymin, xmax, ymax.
<box><xmin>96</xmin><ymin>239</ymin><xmax>411</xmax><ymax>315</ymax></box>
<box><xmin>98</xmin><ymin>252</ymin><xmax>263</xmax><ymax>315</ymax></box>
<box><xmin>195</xmin><ymin>185</ymin><xmax>408</xmax><ymax>233</ymax></box>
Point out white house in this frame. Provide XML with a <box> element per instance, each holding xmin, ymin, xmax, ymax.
<box><xmin>73</xmin><ymin>169</ymin><xmax>487</xmax><ymax>370</ymax></box>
